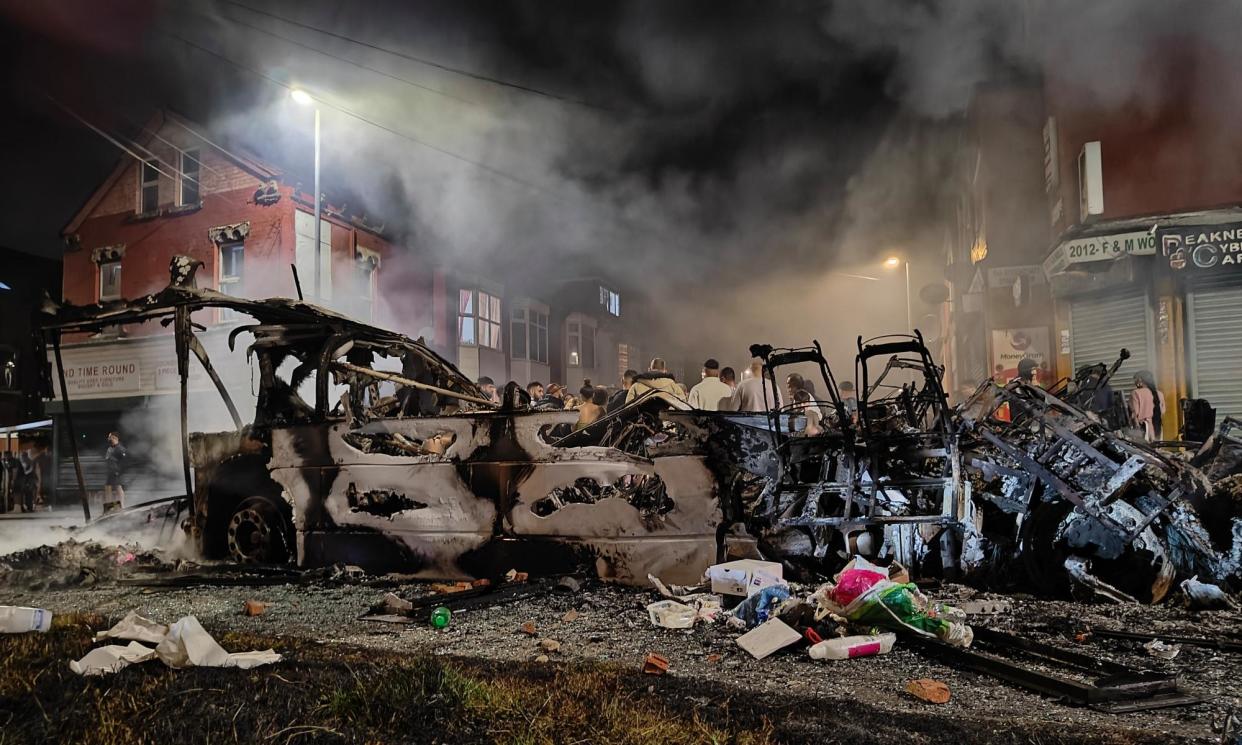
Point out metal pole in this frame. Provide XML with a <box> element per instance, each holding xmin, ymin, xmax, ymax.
<box><xmin>51</xmin><ymin>333</ymin><xmax>90</xmax><ymax>522</ymax></box>
<box><xmin>904</xmin><ymin>261</ymin><xmax>912</xmax><ymax>331</ymax></box>
<box><xmin>312</xmin><ymin>106</ymin><xmax>321</xmax><ymax>301</ymax></box>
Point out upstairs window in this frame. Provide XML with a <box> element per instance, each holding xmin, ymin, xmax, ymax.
<box><xmin>180</xmin><ymin>149</ymin><xmax>201</xmax><ymax>206</ymax></box>
<box><xmin>99</xmin><ymin>260</ymin><xmax>122</xmax><ymax>300</ymax></box>
<box><xmin>510</xmin><ymin>307</ymin><xmax>549</xmax><ymax>364</ymax></box>
<box><xmin>139</xmin><ymin>159</ymin><xmax>160</xmax><ymax>214</ymax></box>
<box><xmin>478</xmin><ymin>291</ymin><xmax>501</xmax><ymax>350</ymax></box>
<box><xmin>458</xmin><ymin>289</ymin><xmax>502</xmax><ymax>350</ymax></box>
<box><xmin>354</xmin><ymin>251</ymin><xmax>379</xmax><ymax>322</ymax></box>
<box><xmin>600</xmin><ymin>286</ymin><xmax>620</xmax><ymax>316</ymax></box>
<box><xmin>567</xmin><ymin>321</ymin><xmax>594</xmax><ymax>368</ymax></box>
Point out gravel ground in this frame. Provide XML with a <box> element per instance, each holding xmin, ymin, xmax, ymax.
<box><xmin>1</xmin><ymin>543</ymin><xmax>1239</xmax><ymax>743</ymax></box>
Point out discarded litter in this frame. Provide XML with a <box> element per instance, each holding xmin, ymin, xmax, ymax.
<box><xmin>561</xmin><ymin>609</ymin><xmax>580</xmax><ymax>623</ymax></box>
<box><xmin>519</xmin><ymin>621</ymin><xmax>537</xmax><ymax>636</ymax></box>
<box><xmin>0</xmin><ymin>606</ymin><xmax>52</xmax><ymax>634</ymax></box>
<box><xmin>642</xmin><ymin>652</ymin><xmax>670</xmax><ymax>675</ymax></box>
<box><xmin>736</xmin><ymin>618</ymin><xmax>802</xmax><ymax>660</ymax></box>
<box><xmin>1144</xmin><ymin>639</ymin><xmax>1182</xmax><ymax>659</ymax></box>
<box><xmin>383</xmin><ymin>592</ymin><xmax>413</xmax><ymax>613</ymax></box>
<box><xmin>905</xmin><ymin>678</ymin><xmax>951</xmax><ymax>704</ymax></box>
<box><xmin>243</xmin><ymin>599</ymin><xmax>268</xmax><ymax>617</ymax></box>
<box><xmin>539</xmin><ymin>638</ymin><xmax>561</xmax><ymax>654</ymax></box>
<box><xmin>71</xmin><ymin>612</ymin><xmax>280</xmax><ymax>676</ymax></box>
<box><xmin>1180</xmin><ymin>576</ymin><xmax>1240</xmax><ymax>610</ymax></box>
<box><xmin>732</xmin><ymin>585</ymin><xmax>791</xmax><ymax>628</ymax></box>
<box><xmin>430</xmin><ymin>606</ymin><xmax>452</xmax><ymax>629</ymax></box>
<box><xmin>817</xmin><ymin>569</ymin><xmax>973</xmax><ymax>648</ymax></box>
<box><xmin>706</xmin><ymin>559</ymin><xmax>784</xmax><ymax>597</ymax></box>
<box><xmin>809</xmin><ymin>632</ymin><xmax>896</xmax><ymax>661</ymax></box>
<box><xmin>647</xmin><ymin>600</ymin><xmax>697</xmax><ymax>629</ymax></box>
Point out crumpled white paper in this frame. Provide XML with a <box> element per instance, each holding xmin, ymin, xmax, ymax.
<box><xmin>70</xmin><ymin>612</ymin><xmax>281</xmax><ymax>676</ymax></box>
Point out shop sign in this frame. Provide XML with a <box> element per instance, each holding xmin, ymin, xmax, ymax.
<box><xmin>991</xmin><ymin>327</ymin><xmax>1052</xmax><ymax>385</ymax></box>
<box><xmin>1043</xmin><ymin>230</ymin><xmax>1156</xmax><ymax>278</ymax></box>
<box><xmin>1159</xmin><ymin>223</ymin><xmax>1242</xmax><ymax>272</ymax></box>
<box><xmin>60</xmin><ymin>360</ymin><xmax>140</xmax><ymax>396</ymax></box>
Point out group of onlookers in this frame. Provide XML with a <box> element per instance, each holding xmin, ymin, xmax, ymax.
<box><xmin>481</xmin><ymin>354</ymin><xmax>863</xmax><ymax>437</ymax></box>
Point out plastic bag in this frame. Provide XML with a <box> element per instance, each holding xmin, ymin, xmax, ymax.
<box><xmin>731</xmin><ymin>585</ymin><xmax>791</xmax><ymax>628</ymax></box>
<box><xmin>839</xmin><ymin>580</ymin><xmax>973</xmax><ymax>647</ymax></box>
<box><xmin>828</xmin><ymin>568</ymin><xmax>887</xmax><ymax>607</ymax></box>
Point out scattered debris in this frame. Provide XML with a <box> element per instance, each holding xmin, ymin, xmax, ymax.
<box><xmin>641</xmin><ymin>652</ymin><xmax>670</xmax><ymax>675</ymax></box>
<box><xmin>242</xmin><ymin>599</ymin><xmax>268</xmax><ymax>617</ymax></box>
<box><xmin>957</xmin><ymin>599</ymin><xmax>1011</xmax><ymax>616</ymax></box>
<box><xmin>1180</xmin><ymin>576</ymin><xmax>1240</xmax><ymax>610</ymax></box>
<box><xmin>383</xmin><ymin>592</ymin><xmax>413</xmax><ymax>613</ymax></box>
<box><xmin>561</xmin><ymin>610</ymin><xmax>580</xmax><ymax>623</ymax></box>
<box><xmin>809</xmin><ymin>633</ymin><xmax>896</xmax><ymax>661</ymax></box>
<box><xmin>736</xmin><ymin>619</ymin><xmax>802</xmax><ymax>660</ymax></box>
<box><xmin>533</xmin><ymin>654</ymin><xmax>549</xmax><ymax>664</ymax></box>
<box><xmin>1143</xmin><ymin>639</ymin><xmax>1182</xmax><ymax>660</ymax></box>
<box><xmin>555</xmin><ymin>576</ymin><xmax>582</xmax><ymax>594</ymax></box>
<box><xmin>0</xmin><ymin>606</ymin><xmax>52</xmax><ymax>633</ymax></box>
<box><xmin>538</xmin><ymin>638</ymin><xmax>561</xmax><ymax>654</ymax></box>
<box><xmin>647</xmin><ymin>600</ymin><xmax>696</xmax><ymax>629</ymax></box>
<box><xmin>71</xmin><ymin>612</ymin><xmax>280</xmax><ymax>676</ymax></box>
<box><xmin>519</xmin><ymin>621</ymin><xmax>537</xmax><ymax>636</ymax></box>
<box><xmin>905</xmin><ymin>679</ymin><xmax>952</xmax><ymax>705</ymax></box>
<box><xmin>706</xmin><ymin>559</ymin><xmax>783</xmax><ymax>597</ymax></box>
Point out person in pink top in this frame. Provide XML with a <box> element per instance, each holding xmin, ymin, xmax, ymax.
<box><xmin>1129</xmin><ymin>370</ymin><xmax>1165</xmax><ymax>442</ymax></box>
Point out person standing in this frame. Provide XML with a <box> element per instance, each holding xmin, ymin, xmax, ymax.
<box><xmin>729</xmin><ymin>359</ymin><xmax>783</xmax><ymax>413</ymax></box>
<box><xmin>625</xmin><ymin>358</ymin><xmax>684</xmax><ymax>403</ymax></box>
<box><xmin>1130</xmin><ymin>371</ymin><xmax>1165</xmax><ymax>442</ymax></box>
<box><xmin>687</xmin><ymin>359</ymin><xmax>732</xmax><ymax>411</ymax></box>
<box><xmin>607</xmin><ymin>370</ymin><xmax>638</xmax><ymax>413</ymax></box>
<box><xmin>534</xmin><ymin>383</ymin><xmax>567</xmax><ymax>411</ymax></box>
<box><xmin>717</xmin><ymin>367</ymin><xmax>738</xmax><ymax>410</ymax></box>
<box><xmin>838</xmin><ymin>380</ymin><xmax>860</xmax><ymax>424</ymax></box>
<box><xmin>103</xmin><ymin>431</ymin><xmax>128</xmax><ymax>512</ymax></box>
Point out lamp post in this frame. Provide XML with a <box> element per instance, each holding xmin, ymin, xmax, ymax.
<box><xmin>884</xmin><ymin>256</ymin><xmax>911</xmax><ymax>331</ymax></box>
<box><xmin>291</xmin><ymin>88</ymin><xmax>320</xmax><ymax>300</ymax></box>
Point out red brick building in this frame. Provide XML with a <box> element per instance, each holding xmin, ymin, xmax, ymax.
<box><xmin>46</xmin><ymin>111</ymin><xmax>647</xmax><ymax>501</ymax></box>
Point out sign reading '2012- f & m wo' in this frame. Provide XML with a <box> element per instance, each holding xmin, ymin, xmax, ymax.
<box><xmin>1161</xmin><ymin>224</ymin><xmax>1242</xmax><ymax>272</ymax></box>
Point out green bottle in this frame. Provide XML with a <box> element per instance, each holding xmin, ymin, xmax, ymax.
<box><xmin>430</xmin><ymin>606</ymin><xmax>451</xmax><ymax>629</ymax></box>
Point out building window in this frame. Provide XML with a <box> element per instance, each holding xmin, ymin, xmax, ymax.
<box><xmin>355</xmin><ymin>252</ymin><xmax>379</xmax><ymax>322</ymax></box>
<box><xmin>567</xmin><ymin>321</ymin><xmax>594</xmax><ymax>368</ymax></box>
<box><xmin>510</xmin><ymin>307</ymin><xmax>549</xmax><ymax>364</ymax></box>
<box><xmin>180</xmin><ymin>149</ymin><xmax>201</xmax><ymax>206</ymax></box>
<box><xmin>99</xmin><ymin>260</ymin><xmax>122</xmax><ymax>301</ymax></box>
<box><xmin>479</xmin><ymin>291</ymin><xmax>501</xmax><ymax>350</ymax></box>
<box><xmin>600</xmin><ymin>286</ymin><xmax>620</xmax><ymax>316</ymax></box>
<box><xmin>139</xmin><ymin>159</ymin><xmax>160</xmax><ymax>214</ymax></box>
<box><xmin>459</xmin><ymin>289</ymin><xmax>502</xmax><ymax>350</ymax></box>
<box><xmin>219</xmin><ymin>242</ymin><xmax>244</xmax><ymax>295</ymax></box>
<box><xmin>510</xmin><ymin>308</ymin><xmax>527</xmax><ymax>359</ymax></box>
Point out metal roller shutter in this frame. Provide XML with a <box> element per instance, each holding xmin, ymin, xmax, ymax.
<box><xmin>1069</xmin><ymin>290</ymin><xmax>1152</xmax><ymax>393</ymax></box>
<box><xmin>1187</xmin><ymin>276</ymin><xmax>1242</xmax><ymax>420</ymax></box>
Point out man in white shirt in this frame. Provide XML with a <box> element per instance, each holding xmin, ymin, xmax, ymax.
<box><xmin>686</xmin><ymin>359</ymin><xmax>732</xmax><ymax>411</ymax></box>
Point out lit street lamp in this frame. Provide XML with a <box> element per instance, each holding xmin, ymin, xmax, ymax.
<box><xmin>884</xmin><ymin>256</ymin><xmax>911</xmax><ymax>331</ymax></box>
<box><xmin>291</xmin><ymin>88</ymin><xmax>321</xmax><ymax>300</ymax></box>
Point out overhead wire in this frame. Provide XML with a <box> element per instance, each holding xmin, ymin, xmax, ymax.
<box><xmin>156</xmin><ymin>27</ymin><xmax>636</xmax><ymax>218</ymax></box>
<box><xmin>217</xmin><ymin>0</ymin><xmax>620</xmax><ymax>113</ymax></box>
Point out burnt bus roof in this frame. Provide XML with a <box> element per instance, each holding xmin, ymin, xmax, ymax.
<box><xmin>41</xmin><ymin>255</ymin><xmax>484</xmax><ymax>401</ymax></box>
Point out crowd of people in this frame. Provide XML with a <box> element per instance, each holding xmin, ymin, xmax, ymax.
<box><xmin>474</xmin><ymin>355</ymin><xmax>857</xmax><ymax>437</ymax></box>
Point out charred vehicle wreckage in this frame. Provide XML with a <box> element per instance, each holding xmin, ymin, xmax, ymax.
<box><xmin>40</xmin><ymin>257</ymin><xmax>1242</xmax><ymax>603</ymax></box>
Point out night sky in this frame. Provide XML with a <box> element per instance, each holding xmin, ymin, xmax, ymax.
<box><xmin>0</xmin><ymin>0</ymin><xmax>1023</xmax><ymax>368</ymax></box>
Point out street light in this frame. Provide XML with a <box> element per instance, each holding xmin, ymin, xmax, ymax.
<box><xmin>884</xmin><ymin>255</ymin><xmax>912</xmax><ymax>331</ymax></box>
<box><xmin>291</xmin><ymin>88</ymin><xmax>321</xmax><ymax>301</ymax></box>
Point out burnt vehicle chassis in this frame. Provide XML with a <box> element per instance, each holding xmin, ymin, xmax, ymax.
<box><xmin>41</xmin><ymin>258</ymin><xmax>1240</xmax><ymax>598</ymax></box>
<box><xmin>42</xmin><ymin>258</ymin><xmax>721</xmax><ymax>585</ymax></box>
<box><xmin>708</xmin><ymin>335</ymin><xmax>1241</xmax><ymax>602</ymax></box>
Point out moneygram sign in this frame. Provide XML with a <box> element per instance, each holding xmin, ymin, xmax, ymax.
<box><xmin>1160</xmin><ymin>224</ymin><xmax>1242</xmax><ymax>273</ymax></box>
